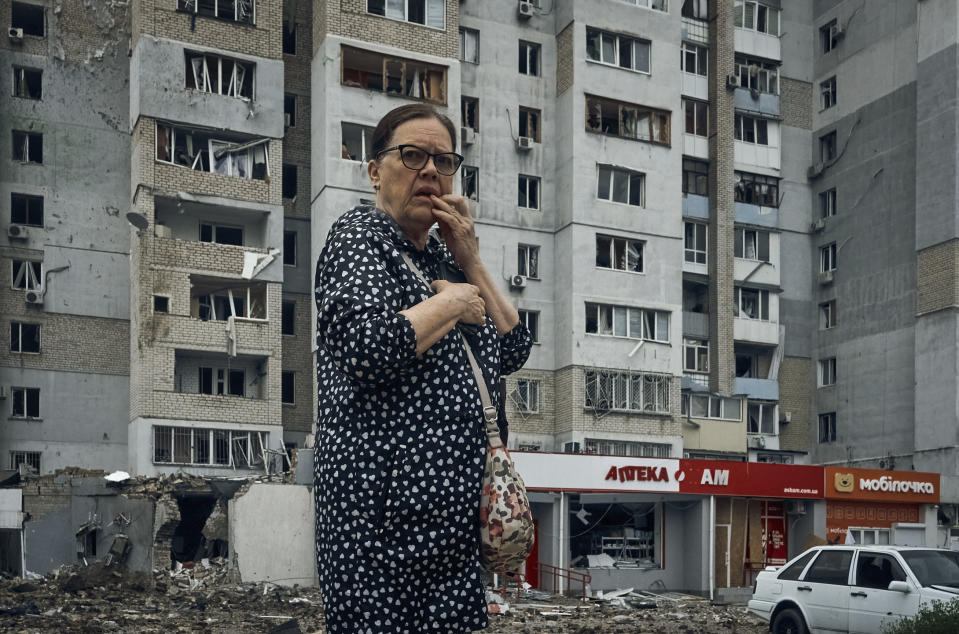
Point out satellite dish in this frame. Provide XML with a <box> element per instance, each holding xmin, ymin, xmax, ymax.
<box><xmin>125</xmin><ymin>212</ymin><xmax>148</xmax><ymax>230</ymax></box>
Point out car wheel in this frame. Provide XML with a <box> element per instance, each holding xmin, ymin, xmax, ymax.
<box><xmin>771</xmin><ymin>607</ymin><xmax>808</xmax><ymax>634</ymax></box>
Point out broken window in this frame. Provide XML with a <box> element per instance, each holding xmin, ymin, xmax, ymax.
<box><xmin>12</xmin><ymin>2</ymin><xmax>44</xmax><ymax>36</ymax></box>
<box><xmin>820</xmin><ymin>300</ymin><xmax>837</xmax><ymax>329</ymax></box>
<box><xmin>595</xmin><ymin>234</ymin><xmax>643</xmax><ymax>273</ymax></box>
<box><xmin>513</xmin><ymin>379</ymin><xmax>538</xmax><ymax>412</ymax></box>
<box><xmin>735</xmin><ymin>55</ymin><xmax>779</xmax><ymax>95</ymax></box>
<box><xmin>820</xmin><ymin>242</ymin><xmax>837</xmax><ymax>272</ymax></box>
<box><xmin>283</xmin><ymin>231</ymin><xmax>296</xmax><ymax>266</ymax></box>
<box><xmin>190</xmin><ymin>279</ymin><xmax>267</xmax><ymax>320</ymax></box>
<box><xmin>734</xmin><ymin>287</ymin><xmax>769</xmax><ymax>320</ymax></box>
<box><xmin>747</xmin><ymin>402</ymin><xmax>776</xmax><ymax>434</ymax></box>
<box><xmin>585</xmin><ymin>95</ymin><xmax>670</xmax><ymax>145</ymax></box>
<box><xmin>518</xmin><ymin>174</ymin><xmax>540</xmax><ymax>209</ymax></box>
<box><xmin>284</xmin><ymin>93</ymin><xmax>296</xmax><ymax>127</ymax></box>
<box><xmin>461</xmin><ymin>96</ymin><xmax>478</xmax><ymax>131</ymax></box>
<box><xmin>821</xmin><ymin>19</ymin><xmax>838</xmax><ymax>54</ymax></box>
<box><xmin>367</xmin><ymin>0</ymin><xmax>445</xmax><ymax>28</ymax></box>
<box><xmin>684</xmin><ymin>99</ymin><xmax>708</xmax><ymax>136</ymax></box>
<box><xmin>281</xmin><ymin>300</ymin><xmax>295</xmax><ymax>334</ymax></box>
<box><xmin>154</xmin><ymin>296</ymin><xmax>170</xmax><ymax>312</ymax></box>
<box><xmin>820</xmin><ymin>130</ymin><xmax>837</xmax><ymax>162</ymax></box>
<box><xmin>585</xmin><ymin>303</ymin><xmax>668</xmax><ymax>342</ymax></box>
<box><xmin>684</xmin><ymin>222</ymin><xmax>706</xmax><ymax>264</ymax></box>
<box><xmin>459</xmin><ymin>27</ymin><xmax>479</xmax><ymax>64</ymax></box>
<box><xmin>10</xmin><ymin>450</ymin><xmax>40</xmax><ymax>472</ymax></box>
<box><xmin>282</xmin><ymin>371</ymin><xmax>295</xmax><ymax>404</ymax></box>
<box><xmin>597</xmin><ymin>165</ymin><xmax>644</xmax><ymax>206</ymax></box>
<box><xmin>585</xmin><ymin>27</ymin><xmax>650</xmax><ymax>73</ymax></box>
<box><xmin>283</xmin><ymin>19</ymin><xmax>296</xmax><ymax>54</ymax></box>
<box><xmin>199</xmin><ymin>367</ymin><xmax>245</xmax><ymax>396</ymax></box>
<box><xmin>518</xmin><ymin>106</ymin><xmax>540</xmax><ymax>142</ymax></box>
<box><xmin>10</xmin><ymin>322</ymin><xmax>40</xmax><ymax>353</ymax></box>
<box><xmin>12</xmin><ymin>66</ymin><xmax>41</xmax><ymax>99</ymax></box>
<box><xmin>199</xmin><ymin>222</ymin><xmax>243</xmax><ymax>246</ymax></box>
<box><xmin>734</xmin><ymin>227</ymin><xmax>770</xmax><ymax>261</ymax></box>
<box><xmin>518</xmin><ymin>40</ymin><xmax>540</xmax><ymax>76</ymax></box>
<box><xmin>821</xmin><ymin>76</ymin><xmax>837</xmax><ymax>110</ymax></box>
<box><xmin>734</xmin><ymin>114</ymin><xmax>769</xmax><ymax>145</ymax></box>
<box><xmin>154</xmin><ymin>426</ymin><xmax>266</xmax><ymax>467</ymax></box>
<box><xmin>681</xmin><ymin>0</ymin><xmax>707</xmax><ymax>19</ymax></box>
<box><xmin>818</xmin><ymin>413</ymin><xmax>837</xmax><ymax>443</ymax></box>
<box><xmin>518</xmin><ymin>310</ymin><xmax>539</xmax><ymax>343</ymax></box>
<box><xmin>735</xmin><ymin>171</ymin><xmax>779</xmax><ymax>207</ymax></box>
<box><xmin>341</xmin><ymin>122</ymin><xmax>375</xmax><ymax>161</ymax></box>
<box><xmin>461</xmin><ymin>165</ymin><xmax>478</xmax><ymax>200</ymax></box>
<box><xmin>11</xmin><ymin>193</ymin><xmax>43</xmax><ymax>226</ymax></box>
<box><xmin>683</xmin><ymin>158</ymin><xmax>708</xmax><ymax>196</ymax></box>
<box><xmin>735</xmin><ymin>352</ymin><xmax>756</xmax><ymax>377</ymax></box>
<box><xmin>681</xmin><ymin>42</ymin><xmax>707</xmax><ymax>76</ymax></box>
<box><xmin>341</xmin><ymin>46</ymin><xmax>447</xmax><ymax>105</ymax></box>
<box><xmin>12</xmin><ymin>130</ymin><xmax>42</xmax><ymax>164</ymax></box>
<box><xmin>282</xmin><ymin>164</ymin><xmax>297</xmax><ymax>199</ymax></box>
<box><xmin>584</xmin><ymin>369</ymin><xmax>670</xmax><ymax>413</ymax></box>
<box><xmin>517</xmin><ymin>244</ymin><xmax>539</xmax><ymax>278</ymax></box>
<box><xmin>156</xmin><ymin>123</ymin><xmax>269</xmax><ymax>180</ymax></box>
<box><xmin>177</xmin><ymin>0</ymin><xmax>254</xmax><ymax>25</ymax></box>
<box><xmin>12</xmin><ymin>259</ymin><xmax>41</xmax><ymax>290</ymax></box>
<box><xmin>11</xmin><ymin>387</ymin><xmax>40</xmax><ymax>418</ymax></box>
<box><xmin>185</xmin><ymin>51</ymin><xmax>254</xmax><ymax>100</ymax></box>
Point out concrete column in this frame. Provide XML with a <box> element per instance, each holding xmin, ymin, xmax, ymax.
<box><xmin>707</xmin><ymin>0</ymin><xmax>736</xmax><ymax>396</ymax></box>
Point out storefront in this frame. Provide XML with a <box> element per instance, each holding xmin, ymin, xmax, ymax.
<box><xmin>823</xmin><ymin>466</ymin><xmax>940</xmax><ymax>547</ymax></box>
<box><xmin>512</xmin><ymin>452</ymin><xmax>824</xmax><ymax>596</ymax></box>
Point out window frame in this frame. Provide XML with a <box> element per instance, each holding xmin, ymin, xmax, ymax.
<box><xmin>684</xmin><ymin>99</ymin><xmax>708</xmax><ymax>137</ymax></box>
<box><xmin>585</xmin><ymin>95</ymin><xmax>671</xmax><ymax>146</ymax></box>
<box><xmin>515</xmin><ymin>378</ymin><xmax>540</xmax><ymax>413</ymax></box>
<box><xmin>820</xmin><ymin>242</ymin><xmax>837</xmax><ymax>272</ymax></box>
<box><xmin>684</xmin><ymin>221</ymin><xmax>707</xmax><ymax>264</ymax></box>
<box><xmin>11</xmin><ymin>1</ymin><xmax>45</xmax><ymax>37</ymax></box>
<box><xmin>734</xmin><ymin>0</ymin><xmax>780</xmax><ymax>36</ymax></box>
<box><xmin>585</xmin><ymin>438</ymin><xmax>671</xmax><ymax>458</ymax></box>
<box><xmin>819</xmin><ymin>300</ymin><xmax>837</xmax><ymax>330</ymax></box>
<box><xmin>517</xmin><ymin>243</ymin><xmax>540</xmax><ymax>279</ymax></box>
<box><xmin>734</xmin><ymin>170</ymin><xmax>779</xmax><ymax>207</ymax></box>
<box><xmin>155</xmin><ymin>122</ymin><xmax>270</xmax><ymax>181</ymax></box>
<box><xmin>283</xmin><ymin>231</ymin><xmax>297</xmax><ymax>266</ymax></box>
<box><xmin>11</xmin><ymin>386</ymin><xmax>40</xmax><ymax>419</ymax></box>
<box><xmin>12</xmin><ymin>130</ymin><xmax>42</xmax><ymax>164</ymax></box>
<box><xmin>153</xmin><ymin>425</ymin><xmax>266</xmax><ymax>467</ymax></box>
<box><xmin>177</xmin><ymin>0</ymin><xmax>255</xmax><ymax>25</ymax></box>
<box><xmin>199</xmin><ymin>221</ymin><xmax>244</xmax><ymax>246</ymax></box>
<box><xmin>10</xmin><ymin>450</ymin><xmax>41</xmax><ymax>472</ymax></box>
<box><xmin>734</xmin><ymin>287</ymin><xmax>770</xmax><ymax>321</ymax></box>
<box><xmin>340</xmin><ymin>45</ymin><xmax>448</xmax><ymax>105</ymax></box>
<box><xmin>819</xmin><ymin>188</ymin><xmax>837</xmax><ymax>218</ymax></box>
<box><xmin>518</xmin><ymin>40</ymin><xmax>541</xmax><ymax>77</ymax></box>
<box><xmin>584</xmin><ymin>302</ymin><xmax>670</xmax><ymax>343</ymax></box>
<box><xmin>734</xmin><ymin>227</ymin><xmax>770</xmax><ymax>262</ymax></box>
<box><xmin>747</xmin><ymin>401</ymin><xmax>777</xmax><ymax>435</ymax></box>
<box><xmin>11</xmin><ymin>193</ymin><xmax>44</xmax><ymax>226</ymax></box>
<box><xmin>596</xmin><ymin>164</ymin><xmax>645</xmax><ymax>207</ymax></box>
<box><xmin>683</xmin><ymin>337</ymin><xmax>709</xmax><ymax>373</ymax></box>
<box><xmin>734</xmin><ymin>114</ymin><xmax>769</xmax><ymax>146</ymax></box>
<box><xmin>459</xmin><ymin>27</ymin><xmax>479</xmax><ymax>64</ymax></box>
<box><xmin>820</xmin><ymin>19</ymin><xmax>838</xmax><ymax>54</ymax></box>
<box><xmin>683</xmin><ymin>158</ymin><xmax>709</xmax><ymax>196</ymax></box>
<box><xmin>595</xmin><ymin>234</ymin><xmax>644</xmax><ymax>274</ymax></box>
<box><xmin>518</xmin><ymin>174</ymin><xmax>541</xmax><ymax>210</ymax></box>
<box><xmin>12</xmin><ymin>65</ymin><xmax>42</xmax><ymax>100</ymax></box>
<box><xmin>585</xmin><ymin>369</ymin><xmax>672</xmax><ymax>414</ymax></box>
<box><xmin>366</xmin><ymin>0</ymin><xmax>446</xmax><ymax>29</ymax></box>
<box><xmin>820</xmin><ymin>76</ymin><xmax>837</xmax><ymax>110</ymax></box>
<box><xmin>281</xmin><ymin>300</ymin><xmax>296</xmax><ymax>335</ymax></box>
<box><xmin>820</xmin><ymin>130</ymin><xmax>838</xmax><ymax>162</ymax></box>
<box><xmin>461</xmin><ymin>96</ymin><xmax>479</xmax><ymax>132</ymax></box>
<box><xmin>281</xmin><ymin>371</ymin><xmax>295</xmax><ymax>405</ymax></box>
<box><xmin>518</xmin><ymin>106</ymin><xmax>541</xmax><ymax>142</ymax></box>
<box><xmin>585</xmin><ymin>27</ymin><xmax>651</xmax><ymax>74</ymax></box>
<box><xmin>284</xmin><ymin>93</ymin><xmax>296</xmax><ymax>127</ymax></box>
<box><xmin>819</xmin><ymin>357</ymin><xmax>837</xmax><ymax>387</ymax></box>
<box><xmin>341</xmin><ymin>122</ymin><xmax>376</xmax><ymax>162</ymax></box>
<box><xmin>10</xmin><ymin>322</ymin><xmax>41</xmax><ymax>354</ymax></box>
<box><xmin>12</xmin><ymin>259</ymin><xmax>42</xmax><ymax>291</ymax></box>
<box><xmin>461</xmin><ymin>165</ymin><xmax>479</xmax><ymax>200</ymax></box>
<box><xmin>184</xmin><ymin>50</ymin><xmax>255</xmax><ymax>100</ymax></box>
<box><xmin>818</xmin><ymin>412</ymin><xmax>837</xmax><ymax>443</ymax></box>
<box><xmin>682</xmin><ymin>393</ymin><xmax>742</xmax><ymax>421</ymax></box>
<box><xmin>282</xmin><ymin>163</ymin><xmax>297</xmax><ymax>199</ymax></box>
<box><xmin>734</xmin><ymin>55</ymin><xmax>779</xmax><ymax>95</ymax></box>
<box><xmin>681</xmin><ymin>42</ymin><xmax>707</xmax><ymax>76</ymax></box>
<box><xmin>519</xmin><ymin>309</ymin><xmax>540</xmax><ymax>343</ymax></box>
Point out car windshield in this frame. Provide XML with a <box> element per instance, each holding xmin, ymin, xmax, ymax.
<box><xmin>901</xmin><ymin>550</ymin><xmax>959</xmax><ymax>588</ymax></box>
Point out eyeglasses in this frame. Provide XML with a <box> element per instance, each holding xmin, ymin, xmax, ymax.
<box><xmin>376</xmin><ymin>144</ymin><xmax>464</xmax><ymax>176</ymax></box>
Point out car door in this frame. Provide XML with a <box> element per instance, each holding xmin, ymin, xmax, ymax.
<box><xmin>799</xmin><ymin>548</ymin><xmax>854</xmax><ymax>632</ymax></box>
<box><xmin>848</xmin><ymin>551</ymin><xmax>920</xmax><ymax>634</ymax></box>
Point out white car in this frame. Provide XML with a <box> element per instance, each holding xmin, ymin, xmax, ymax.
<box><xmin>747</xmin><ymin>545</ymin><xmax>959</xmax><ymax>634</ymax></box>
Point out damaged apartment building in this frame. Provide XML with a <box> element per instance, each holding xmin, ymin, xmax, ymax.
<box><xmin>5</xmin><ymin>0</ymin><xmax>959</xmax><ymax>597</ymax></box>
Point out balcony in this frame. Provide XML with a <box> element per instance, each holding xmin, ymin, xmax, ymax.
<box><xmin>155</xmin><ymin>195</ymin><xmax>270</xmax><ymax>247</ymax></box>
<box><xmin>735</xmin><ymin>377</ymin><xmax>779</xmax><ymax>400</ymax></box>
<box><xmin>683</xmin><ymin>310</ymin><xmax>709</xmax><ymax>339</ymax></box>
<box><xmin>733</xmin><ymin>88</ymin><xmax>780</xmax><ymax>119</ymax></box>
<box><xmin>733</xmin><ymin>317</ymin><xmax>779</xmax><ymax>345</ymax></box>
<box><xmin>682</xmin><ymin>193</ymin><xmax>709</xmax><ymax>220</ymax></box>
<box><xmin>734</xmin><ymin>200</ymin><xmax>778</xmax><ymax>228</ymax></box>
<box><xmin>681</xmin><ymin>18</ymin><xmax>708</xmax><ymax>45</ymax></box>
<box><xmin>734</xmin><ymin>29</ymin><xmax>781</xmax><ymax>61</ymax></box>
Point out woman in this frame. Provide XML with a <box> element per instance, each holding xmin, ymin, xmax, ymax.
<box><xmin>314</xmin><ymin>103</ymin><xmax>532</xmax><ymax>633</ymax></box>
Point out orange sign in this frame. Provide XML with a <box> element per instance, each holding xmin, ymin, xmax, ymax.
<box><xmin>824</xmin><ymin>466</ymin><xmax>939</xmax><ymax>503</ymax></box>
<box><xmin>826</xmin><ymin>501</ymin><xmax>921</xmax><ymax>545</ymax></box>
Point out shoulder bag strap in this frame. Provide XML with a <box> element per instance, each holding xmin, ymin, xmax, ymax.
<box><xmin>399</xmin><ymin>252</ymin><xmax>504</xmax><ymax>449</ymax></box>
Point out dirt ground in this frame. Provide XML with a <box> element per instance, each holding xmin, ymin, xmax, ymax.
<box><xmin>0</xmin><ymin>564</ymin><xmax>769</xmax><ymax>633</ymax></box>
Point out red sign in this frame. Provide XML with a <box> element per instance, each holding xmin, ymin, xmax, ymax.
<box><xmin>825</xmin><ymin>467</ymin><xmax>939</xmax><ymax>503</ymax></box>
<box><xmin>677</xmin><ymin>460</ymin><xmax>823</xmax><ymax>498</ymax></box>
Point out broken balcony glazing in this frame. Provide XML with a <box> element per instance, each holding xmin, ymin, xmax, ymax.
<box><xmin>176</xmin><ymin>0</ymin><xmax>254</xmax><ymax>25</ymax></box>
<box><xmin>153</xmin><ymin>196</ymin><xmax>268</xmax><ymax>248</ymax></box>
<box><xmin>341</xmin><ymin>45</ymin><xmax>447</xmax><ymax>104</ymax></box>
<box><xmin>156</xmin><ymin>123</ymin><xmax>269</xmax><ymax>181</ymax></box>
<box><xmin>189</xmin><ymin>277</ymin><xmax>267</xmax><ymax>322</ymax></box>
<box><xmin>173</xmin><ymin>350</ymin><xmax>267</xmax><ymax>399</ymax></box>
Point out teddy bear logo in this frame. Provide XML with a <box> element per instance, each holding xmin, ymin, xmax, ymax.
<box><xmin>834</xmin><ymin>472</ymin><xmax>855</xmax><ymax>493</ymax></box>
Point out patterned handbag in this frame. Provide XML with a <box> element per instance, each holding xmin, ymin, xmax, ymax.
<box><xmin>400</xmin><ymin>253</ymin><xmax>535</xmax><ymax>574</ymax></box>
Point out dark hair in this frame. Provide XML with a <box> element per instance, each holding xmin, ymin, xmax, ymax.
<box><xmin>370</xmin><ymin>104</ymin><xmax>457</xmax><ymax>160</ymax></box>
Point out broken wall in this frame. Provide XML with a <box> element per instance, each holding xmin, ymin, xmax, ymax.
<box><xmin>228</xmin><ymin>483</ymin><xmax>315</xmax><ymax>586</ymax></box>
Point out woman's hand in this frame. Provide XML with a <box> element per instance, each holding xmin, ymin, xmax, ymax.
<box><xmin>431</xmin><ymin>279</ymin><xmax>486</xmax><ymax>325</ymax></box>
<box><xmin>431</xmin><ymin>194</ymin><xmax>481</xmax><ymax>273</ymax></box>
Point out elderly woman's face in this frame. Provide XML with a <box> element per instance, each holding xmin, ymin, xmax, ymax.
<box><xmin>369</xmin><ymin>117</ymin><xmax>454</xmax><ymax>240</ymax></box>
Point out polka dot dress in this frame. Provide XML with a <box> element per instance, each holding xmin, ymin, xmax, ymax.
<box><xmin>314</xmin><ymin>206</ymin><xmax>532</xmax><ymax>633</ymax></box>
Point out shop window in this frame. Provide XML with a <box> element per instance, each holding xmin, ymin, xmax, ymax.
<box><xmin>13</xmin><ymin>66</ymin><xmax>42</xmax><ymax>99</ymax></box>
<box><xmin>12</xmin><ymin>131</ymin><xmax>42</xmax><ymax>164</ymax></box>
<box><xmin>10</xmin><ymin>322</ymin><xmax>40</xmax><ymax>353</ymax></box>
<box><xmin>367</xmin><ymin>0</ymin><xmax>445</xmax><ymax>28</ymax></box>
<box><xmin>596</xmin><ymin>234</ymin><xmax>643</xmax><ymax>273</ymax></box>
<box><xmin>11</xmin><ymin>193</ymin><xmax>43</xmax><ymax>226</ymax></box>
<box><xmin>461</xmin><ymin>165</ymin><xmax>478</xmax><ymax>200</ymax></box>
<box><xmin>185</xmin><ymin>51</ymin><xmax>254</xmax><ymax>99</ymax></box>
<box><xmin>12</xmin><ymin>2</ymin><xmax>44</xmax><ymax>36</ymax></box>
<box><xmin>518</xmin><ymin>310</ymin><xmax>539</xmax><ymax>343</ymax></box>
<box><xmin>178</xmin><ymin>0</ymin><xmax>254</xmax><ymax>25</ymax></box>
<box><xmin>518</xmin><ymin>106</ymin><xmax>541</xmax><ymax>142</ymax></box>
<box><xmin>569</xmin><ymin>499</ymin><xmax>661</xmax><ymax>570</ymax></box>
<box><xmin>683</xmin><ymin>158</ymin><xmax>708</xmax><ymax>196</ymax></box>
<box><xmin>586</xmin><ymin>95</ymin><xmax>670</xmax><ymax>145</ymax></box>
<box><xmin>341</xmin><ymin>45</ymin><xmax>447</xmax><ymax>105</ymax></box>
<box><xmin>461</xmin><ymin>96</ymin><xmax>479</xmax><ymax>131</ymax></box>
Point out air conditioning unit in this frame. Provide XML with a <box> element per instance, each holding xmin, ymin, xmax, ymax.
<box><xmin>517</xmin><ymin>1</ymin><xmax>534</xmax><ymax>18</ymax></box>
<box><xmin>807</xmin><ymin>162</ymin><xmax>825</xmax><ymax>179</ymax></box>
<box><xmin>811</xmin><ymin>218</ymin><xmax>826</xmax><ymax>233</ymax></box>
<box><xmin>154</xmin><ymin>224</ymin><xmax>172</xmax><ymax>239</ymax></box>
<box><xmin>748</xmin><ymin>435</ymin><xmax>766</xmax><ymax>449</ymax></box>
<box><xmin>461</xmin><ymin>127</ymin><xmax>477</xmax><ymax>146</ymax></box>
<box><xmin>725</xmin><ymin>73</ymin><xmax>740</xmax><ymax>90</ymax></box>
<box><xmin>8</xmin><ymin>27</ymin><xmax>24</xmax><ymax>42</ymax></box>
<box><xmin>516</xmin><ymin>136</ymin><xmax>534</xmax><ymax>150</ymax></box>
<box><xmin>819</xmin><ymin>269</ymin><xmax>835</xmax><ymax>285</ymax></box>
<box><xmin>8</xmin><ymin>224</ymin><xmax>29</xmax><ymax>239</ymax></box>
<box><xmin>509</xmin><ymin>274</ymin><xmax>527</xmax><ymax>289</ymax></box>
<box><xmin>786</xmin><ymin>500</ymin><xmax>807</xmax><ymax>515</ymax></box>
<box><xmin>25</xmin><ymin>289</ymin><xmax>45</xmax><ymax>305</ymax></box>
<box><xmin>830</xmin><ymin>23</ymin><xmax>846</xmax><ymax>42</ymax></box>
